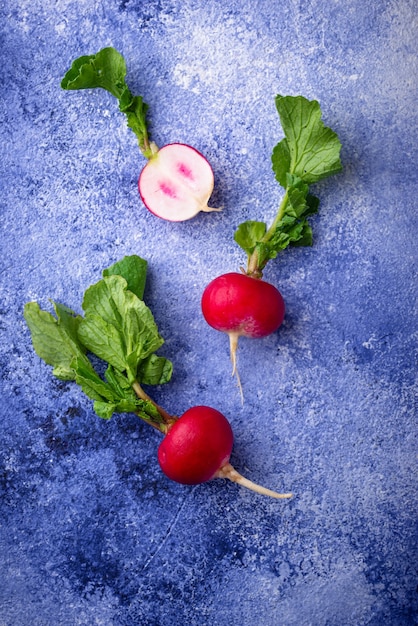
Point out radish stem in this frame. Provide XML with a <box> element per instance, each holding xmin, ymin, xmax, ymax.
<box><xmin>215</xmin><ymin>463</ymin><xmax>293</xmax><ymax>499</ymax></box>
<box><xmin>247</xmin><ymin>192</ymin><xmax>289</xmax><ymax>276</ymax></box>
<box><xmin>132</xmin><ymin>380</ymin><xmax>176</xmax><ymax>432</ymax></box>
<box><xmin>145</xmin><ymin>141</ymin><xmax>159</xmax><ymax>159</ymax></box>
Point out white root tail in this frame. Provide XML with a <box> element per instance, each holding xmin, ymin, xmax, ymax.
<box><xmin>202</xmin><ymin>205</ymin><xmax>222</xmax><ymax>213</ymax></box>
<box><xmin>228</xmin><ymin>332</ymin><xmax>244</xmax><ymax>404</ymax></box>
<box><xmin>215</xmin><ymin>462</ymin><xmax>292</xmax><ymax>500</ymax></box>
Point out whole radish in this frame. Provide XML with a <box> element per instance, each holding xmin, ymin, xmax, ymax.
<box><xmin>61</xmin><ymin>47</ymin><xmax>217</xmax><ymax>221</ymax></box>
<box><xmin>158</xmin><ymin>406</ymin><xmax>292</xmax><ymax>499</ymax></box>
<box><xmin>201</xmin><ymin>273</ymin><xmax>285</xmax><ymax>395</ymax></box>
<box><xmin>201</xmin><ymin>95</ymin><xmax>343</xmax><ymax>394</ymax></box>
<box><xmin>24</xmin><ymin>256</ymin><xmax>292</xmax><ymax>501</ymax></box>
<box><xmin>158</xmin><ymin>406</ymin><xmax>233</xmax><ymax>484</ymax></box>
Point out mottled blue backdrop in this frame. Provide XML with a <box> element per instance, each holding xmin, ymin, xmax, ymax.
<box><xmin>1</xmin><ymin>1</ymin><xmax>417</xmax><ymax>624</ymax></box>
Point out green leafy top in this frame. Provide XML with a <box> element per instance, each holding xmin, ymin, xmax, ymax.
<box><xmin>272</xmin><ymin>96</ymin><xmax>343</xmax><ymax>186</ymax></box>
<box><xmin>61</xmin><ymin>47</ymin><xmax>155</xmax><ymax>158</ymax></box>
<box><xmin>235</xmin><ymin>95</ymin><xmax>342</xmax><ymax>276</ymax></box>
<box><xmin>102</xmin><ymin>254</ymin><xmax>147</xmax><ymax>299</ymax></box>
<box><xmin>24</xmin><ymin>256</ymin><xmax>173</xmax><ymax>426</ymax></box>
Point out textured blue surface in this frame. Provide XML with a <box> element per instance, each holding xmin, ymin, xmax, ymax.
<box><xmin>1</xmin><ymin>1</ymin><xmax>417</xmax><ymax>624</ymax></box>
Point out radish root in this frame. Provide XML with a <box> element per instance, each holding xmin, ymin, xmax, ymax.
<box><xmin>229</xmin><ymin>332</ymin><xmax>244</xmax><ymax>404</ymax></box>
<box><xmin>202</xmin><ymin>205</ymin><xmax>222</xmax><ymax>213</ymax></box>
<box><xmin>215</xmin><ymin>463</ymin><xmax>292</xmax><ymax>500</ymax></box>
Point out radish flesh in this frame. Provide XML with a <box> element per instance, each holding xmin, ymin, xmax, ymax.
<box><xmin>201</xmin><ymin>273</ymin><xmax>285</xmax><ymax>395</ymax></box>
<box><xmin>158</xmin><ymin>405</ymin><xmax>292</xmax><ymax>499</ymax></box>
<box><xmin>138</xmin><ymin>143</ymin><xmax>217</xmax><ymax>221</ymax></box>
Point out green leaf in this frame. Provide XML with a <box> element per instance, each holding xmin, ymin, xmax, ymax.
<box><xmin>78</xmin><ymin>313</ymin><xmax>128</xmax><ymax>373</ymax></box>
<box><xmin>270</xmin><ymin>217</ymin><xmax>308</xmax><ymax>249</ymax></box>
<box><xmin>61</xmin><ymin>47</ymin><xmax>151</xmax><ymax>154</ymax></box>
<box><xmin>268</xmin><ymin>182</ymin><xmax>319</xmax><ymax>252</ymax></box>
<box><xmin>237</xmin><ymin>178</ymin><xmax>320</xmax><ymax>272</ymax></box>
<box><xmin>91</xmin><ymin>365</ymin><xmax>164</xmax><ymax>422</ymax></box>
<box><xmin>138</xmin><ymin>354</ymin><xmax>173</xmax><ymax>386</ymax></box>
<box><xmin>121</xmin><ymin>94</ymin><xmax>150</xmax><ymax>148</ymax></box>
<box><xmin>103</xmin><ymin>365</ymin><xmax>132</xmax><ymax>396</ymax></box>
<box><xmin>24</xmin><ymin>258</ymin><xmax>173</xmax><ymax>429</ymax></box>
<box><xmin>291</xmin><ymin>222</ymin><xmax>313</xmax><ymax>247</ymax></box>
<box><xmin>23</xmin><ymin>301</ymin><xmax>86</xmax><ymax>380</ymax></box>
<box><xmin>287</xmin><ymin>180</ymin><xmax>310</xmax><ymax>217</ymax></box>
<box><xmin>272</xmin><ymin>95</ymin><xmax>342</xmax><ymax>187</ymax></box>
<box><xmin>73</xmin><ymin>356</ymin><xmax>117</xmax><ymax>402</ymax></box>
<box><xmin>93</xmin><ymin>401</ymin><xmax>117</xmax><ymax>420</ymax></box>
<box><xmin>103</xmin><ymin>255</ymin><xmax>148</xmax><ymax>300</ymax></box>
<box><xmin>304</xmin><ymin>193</ymin><xmax>320</xmax><ymax>217</ymax></box>
<box><xmin>61</xmin><ymin>47</ymin><xmax>127</xmax><ymax>97</ymax></box>
<box><xmin>122</xmin><ymin>296</ymin><xmax>164</xmax><ymax>361</ymax></box>
<box><xmin>240</xmin><ymin>96</ymin><xmax>342</xmax><ymax>274</ymax></box>
<box><xmin>234</xmin><ymin>221</ymin><xmax>267</xmax><ymax>255</ymax></box>
<box><xmin>92</xmin><ymin>397</ymin><xmax>151</xmax><ymax>420</ymax></box>
<box><xmin>74</xmin><ymin>360</ymin><xmax>166</xmax><ymax>421</ymax></box>
<box><xmin>79</xmin><ymin>275</ymin><xmax>165</xmax><ymax>382</ymax></box>
<box><xmin>271</xmin><ymin>140</ymin><xmax>291</xmax><ymax>189</ymax></box>
<box><xmin>252</xmin><ymin>242</ymin><xmax>275</xmax><ymax>269</ymax></box>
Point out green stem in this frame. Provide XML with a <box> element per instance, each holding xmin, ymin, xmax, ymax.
<box><xmin>142</xmin><ymin>140</ymin><xmax>159</xmax><ymax>160</ymax></box>
<box><xmin>264</xmin><ymin>190</ymin><xmax>289</xmax><ymax>242</ymax></box>
<box><xmin>132</xmin><ymin>380</ymin><xmax>176</xmax><ymax>433</ymax></box>
<box><xmin>246</xmin><ymin>190</ymin><xmax>290</xmax><ymax>277</ymax></box>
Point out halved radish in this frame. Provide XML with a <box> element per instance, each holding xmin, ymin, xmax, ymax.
<box><xmin>61</xmin><ymin>48</ymin><xmax>218</xmax><ymax>222</ymax></box>
<box><xmin>138</xmin><ymin>143</ymin><xmax>217</xmax><ymax>221</ymax></box>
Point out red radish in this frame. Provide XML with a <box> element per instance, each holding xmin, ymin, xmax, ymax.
<box><xmin>138</xmin><ymin>143</ymin><xmax>217</xmax><ymax>221</ymax></box>
<box><xmin>198</xmin><ymin>96</ymin><xmax>342</xmax><ymax>390</ymax></box>
<box><xmin>61</xmin><ymin>48</ymin><xmax>218</xmax><ymax>222</ymax></box>
<box><xmin>201</xmin><ymin>273</ymin><xmax>285</xmax><ymax>395</ymax></box>
<box><xmin>158</xmin><ymin>405</ymin><xmax>233</xmax><ymax>484</ymax></box>
<box><xmin>158</xmin><ymin>405</ymin><xmax>292</xmax><ymax>499</ymax></box>
<box><xmin>25</xmin><ymin>254</ymin><xmax>293</xmax><ymax>501</ymax></box>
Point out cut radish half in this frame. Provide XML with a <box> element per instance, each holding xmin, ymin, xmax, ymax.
<box><xmin>138</xmin><ymin>143</ymin><xmax>217</xmax><ymax>221</ymax></box>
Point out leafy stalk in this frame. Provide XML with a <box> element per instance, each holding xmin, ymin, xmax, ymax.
<box><xmin>235</xmin><ymin>95</ymin><xmax>342</xmax><ymax>277</ymax></box>
<box><xmin>61</xmin><ymin>47</ymin><xmax>157</xmax><ymax>158</ymax></box>
<box><xmin>24</xmin><ymin>256</ymin><xmax>174</xmax><ymax>431</ymax></box>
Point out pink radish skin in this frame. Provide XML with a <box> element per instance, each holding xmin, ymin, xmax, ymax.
<box><xmin>138</xmin><ymin>143</ymin><xmax>218</xmax><ymax>221</ymax></box>
<box><xmin>158</xmin><ymin>406</ymin><xmax>233</xmax><ymax>485</ymax></box>
<box><xmin>201</xmin><ymin>273</ymin><xmax>285</xmax><ymax>395</ymax></box>
<box><xmin>201</xmin><ymin>272</ymin><xmax>285</xmax><ymax>338</ymax></box>
<box><xmin>157</xmin><ymin>405</ymin><xmax>292</xmax><ymax>499</ymax></box>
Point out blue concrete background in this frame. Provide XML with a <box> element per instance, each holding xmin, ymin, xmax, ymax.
<box><xmin>1</xmin><ymin>0</ymin><xmax>417</xmax><ymax>624</ymax></box>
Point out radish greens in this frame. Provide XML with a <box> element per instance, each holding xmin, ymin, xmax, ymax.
<box><xmin>24</xmin><ymin>256</ymin><xmax>172</xmax><ymax>424</ymax></box>
<box><xmin>235</xmin><ymin>95</ymin><xmax>342</xmax><ymax>276</ymax></box>
<box><xmin>61</xmin><ymin>47</ymin><xmax>152</xmax><ymax>157</ymax></box>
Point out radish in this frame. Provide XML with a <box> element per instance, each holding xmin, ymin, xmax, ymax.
<box><xmin>201</xmin><ymin>272</ymin><xmax>285</xmax><ymax>396</ymax></box>
<box><xmin>157</xmin><ymin>405</ymin><xmax>292</xmax><ymax>499</ymax></box>
<box><xmin>61</xmin><ymin>47</ymin><xmax>217</xmax><ymax>221</ymax></box>
<box><xmin>138</xmin><ymin>143</ymin><xmax>216</xmax><ymax>221</ymax></box>
<box><xmin>24</xmin><ymin>255</ymin><xmax>292</xmax><ymax>501</ymax></box>
<box><xmin>158</xmin><ymin>405</ymin><xmax>233</xmax><ymax>484</ymax></box>
<box><xmin>201</xmin><ymin>95</ymin><xmax>343</xmax><ymax>393</ymax></box>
